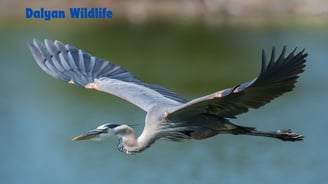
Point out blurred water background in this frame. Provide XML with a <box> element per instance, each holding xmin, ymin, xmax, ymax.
<box><xmin>1</xmin><ymin>1</ymin><xmax>328</xmax><ymax>184</ymax></box>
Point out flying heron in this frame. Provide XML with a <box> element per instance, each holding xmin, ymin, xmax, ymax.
<box><xmin>28</xmin><ymin>39</ymin><xmax>307</xmax><ymax>154</ymax></box>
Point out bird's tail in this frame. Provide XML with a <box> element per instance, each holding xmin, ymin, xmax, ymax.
<box><xmin>231</xmin><ymin>125</ymin><xmax>304</xmax><ymax>141</ymax></box>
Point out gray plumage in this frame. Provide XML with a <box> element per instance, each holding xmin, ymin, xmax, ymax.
<box><xmin>28</xmin><ymin>39</ymin><xmax>307</xmax><ymax>154</ymax></box>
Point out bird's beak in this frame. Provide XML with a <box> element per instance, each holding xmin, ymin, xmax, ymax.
<box><xmin>72</xmin><ymin>129</ymin><xmax>106</xmax><ymax>141</ymax></box>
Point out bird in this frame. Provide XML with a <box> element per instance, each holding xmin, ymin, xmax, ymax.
<box><xmin>28</xmin><ymin>39</ymin><xmax>307</xmax><ymax>154</ymax></box>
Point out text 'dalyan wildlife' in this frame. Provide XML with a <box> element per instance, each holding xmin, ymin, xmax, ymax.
<box><xmin>25</xmin><ymin>7</ymin><xmax>113</xmax><ymax>21</ymax></box>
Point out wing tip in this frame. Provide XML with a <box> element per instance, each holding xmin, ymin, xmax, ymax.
<box><xmin>28</xmin><ymin>38</ymin><xmax>143</xmax><ymax>89</ymax></box>
<box><xmin>261</xmin><ymin>45</ymin><xmax>307</xmax><ymax>66</ymax></box>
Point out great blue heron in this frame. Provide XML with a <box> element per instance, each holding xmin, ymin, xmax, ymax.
<box><xmin>28</xmin><ymin>39</ymin><xmax>306</xmax><ymax>154</ymax></box>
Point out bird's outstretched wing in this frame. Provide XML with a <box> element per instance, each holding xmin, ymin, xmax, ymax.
<box><xmin>167</xmin><ymin>46</ymin><xmax>307</xmax><ymax>121</ymax></box>
<box><xmin>28</xmin><ymin>39</ymin><xmax>187</xmax><ymax>112</ymax></box>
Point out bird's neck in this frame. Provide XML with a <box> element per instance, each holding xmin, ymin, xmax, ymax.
<box><xmin>115</xmin><ymin>125</ymin><xmax>154</xmax><ymax>154</ymax></box>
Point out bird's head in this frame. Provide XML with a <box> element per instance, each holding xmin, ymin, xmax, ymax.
<box><xmin>72</xmin><ymin>123</ymin><xmax>121</xmax><ymax>141</ymax></box>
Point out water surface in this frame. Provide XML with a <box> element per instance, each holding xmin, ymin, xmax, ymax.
<box><xmin>0</xmin><ymin>20</ymin><xmax>327</xmax><ymax>184</ymax></box>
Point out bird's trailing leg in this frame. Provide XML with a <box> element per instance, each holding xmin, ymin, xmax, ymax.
<box><xmin>242</xmin><ymin>128</ymin><xmax>304</xmax><ymax>141</ymax></box>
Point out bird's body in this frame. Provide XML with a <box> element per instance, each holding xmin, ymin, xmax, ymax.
<box><xmin>28</xmin><ymin>39</ymin><xmax>307</xmax><ymax>154</ymax></box>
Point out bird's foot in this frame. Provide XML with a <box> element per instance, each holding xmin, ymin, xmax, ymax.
<box><xmin>276</xmin><ymin>129</ymin><xmax>304</xmax><ymax>141</ymax></box>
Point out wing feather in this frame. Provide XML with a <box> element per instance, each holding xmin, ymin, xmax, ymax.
<box><xmin>28</xmin><ymin>39</ymin><xmax>187</xmax><ymax>112</ymax></box>
<box><xmin>168</xmin><ymin>46</ymin><xmax>307</xmax><ymax>121</ymax></box>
